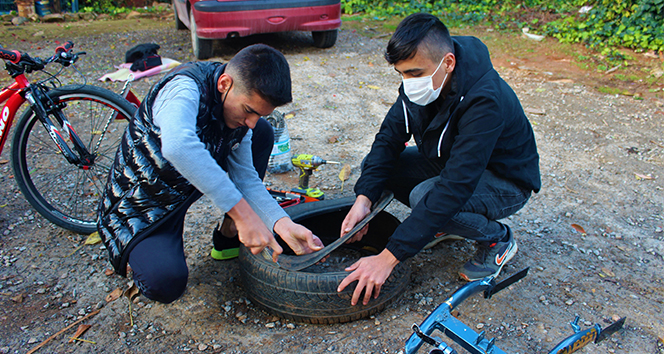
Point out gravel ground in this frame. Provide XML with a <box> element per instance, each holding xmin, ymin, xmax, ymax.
<box><xmin>1</xmin><ymin>14</ymin><xmax>663</xmax><ymax>354</ymax></box>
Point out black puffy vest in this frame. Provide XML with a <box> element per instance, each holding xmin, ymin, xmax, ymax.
<box><xmin>97</xmin><ymin>62</ymin><xmax>249</xmax><ymax>276</ymax></box>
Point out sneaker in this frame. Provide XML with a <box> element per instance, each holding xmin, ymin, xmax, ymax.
<box><xmin>211</xmin><ymin>223</ymin><xmax>241</xmax><ymax>260</ymax></box>
<box><xmin>458</xmin><ymin>228</ymin><xmax>518</xmax><ymax>281</ymax></box>
<box><xmin>423</xmin><ymin>231</ymin><xmax>464</xmax><ymax>250</ymax></box>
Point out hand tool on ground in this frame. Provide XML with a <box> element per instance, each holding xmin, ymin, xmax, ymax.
<box><xmin>291</xmin><ymin>154</ymin><xmax>339</xmax><ymax>200</ymax></box>
<box><xmin>262</xmin><ymin>191</ymin><xmax>393</xmax><ymax>271</ymax></box>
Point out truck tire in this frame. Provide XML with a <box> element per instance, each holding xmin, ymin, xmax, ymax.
<box><xmin>312</xmin><ymin>29</ymin><xmax>338</xmax><ymax>48</ymax></box>
<box><xmin>239</xmin><ymin>197</ymin><xmax>411</xmax><ymax>324</ymax></box>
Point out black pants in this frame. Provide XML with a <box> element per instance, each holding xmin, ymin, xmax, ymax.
<box><xmin>128</xmin><ymin>118</ymin><xmax>273</xmax><ymax>303</ymax></box>
<box><xmin>383</xmin><ymin>147</ymin><xmax>531</xmax><ymax>244</ymax></box>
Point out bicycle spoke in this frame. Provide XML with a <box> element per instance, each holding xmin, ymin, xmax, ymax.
<box><xmin>12</xmin><ymin>86</ymin><xmax>132</xmax><ymax>233</ymax></box>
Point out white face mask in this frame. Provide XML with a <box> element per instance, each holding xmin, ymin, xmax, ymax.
<box><xmin>402</xmin><ymin>57</ymin><xmax>448</xmax><ymax>106</ymax></box>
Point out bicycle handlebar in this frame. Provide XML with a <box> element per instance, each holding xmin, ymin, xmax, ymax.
<box><xmin>1</xmin><ymin>41</ymin><xmax>82</xmax><ymax>73</ymax></box>
<box><xmin>0</xmin><ymin>48</ymin><xmax>22</xmax><ymax>64</ymax></box>
<box><xmin>54</xmin><ymin>40</ymin><xmax>74</xmax><ymax>55</ymax></box>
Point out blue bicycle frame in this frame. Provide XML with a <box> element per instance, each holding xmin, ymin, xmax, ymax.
<box><xmin>405</xmin><ymin>268</ymin><xmax>626</xmax><ymax>354</ymax></box>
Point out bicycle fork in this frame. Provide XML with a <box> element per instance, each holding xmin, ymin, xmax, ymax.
<box><xmin>24</xmin><ymin>85</ymin><xmax>95</xmax><ymax>167</ymax></box>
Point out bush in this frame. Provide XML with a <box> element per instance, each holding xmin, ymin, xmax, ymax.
<box><xmin>341</xmin><ymin>0</ymin><xmax>664</xmax><ymax>53</ymax></box>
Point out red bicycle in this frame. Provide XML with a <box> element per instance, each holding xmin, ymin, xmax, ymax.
<box><xmin>0</xmin><ymin>41</ymin><xmax>137</xmax><ymax>234</ymax></box>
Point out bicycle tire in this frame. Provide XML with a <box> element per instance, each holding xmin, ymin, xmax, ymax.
<box><xmin>239</xmin><ymin>197</ymin><xmax>411</xmax><ymax>324</ymax></box>
<box><xmin>11</xmin><ymin>85</ymin><xmax>135</xmax><ymax>234</ymax></box>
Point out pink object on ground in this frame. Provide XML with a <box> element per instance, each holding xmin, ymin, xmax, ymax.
<box><xmin>99</xmin><ymin>58</ymin><xmax>181</xmax><ymax>82</ymax></box>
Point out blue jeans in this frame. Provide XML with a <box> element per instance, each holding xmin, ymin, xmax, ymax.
<box><xmin>129</xmin><ymin>118</ymin><xmax>274</xmax><ymax>303</ymax></box>
<box><xmin>384</xmin><ymin>147</ymin><xmax>531</xmax><ymax>244</ymax></box>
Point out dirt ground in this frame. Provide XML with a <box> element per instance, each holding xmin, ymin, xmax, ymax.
<box><xmin>1</xmin><ymin>13</ymin><xmax>663</xmax><ymax>354</ymax></box>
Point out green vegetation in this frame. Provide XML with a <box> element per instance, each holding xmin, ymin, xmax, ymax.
<box><xmin>340</xmin><ymin>0</ymin><xmax>664</xmax><ymax>53</ymax></box>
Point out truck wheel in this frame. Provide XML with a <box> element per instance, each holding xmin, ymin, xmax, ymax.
<box><xmin>189</xmin><ymin>11</ymin><xmax>213</xmax><ymax>59</ymax></box>
<box><xmin>173</xmin><ymin>1</ymin><xmax>186</xmax><ymax>30</ymax></box>
<box><xmin>238</xmin><ymin>197</ymin><xmax>411</xmax><ymax>324</ymax></box>
<box><xmin>312</xmin><ymin>29</ymin><xmax>338</xmax><ymax>48</ymax></box>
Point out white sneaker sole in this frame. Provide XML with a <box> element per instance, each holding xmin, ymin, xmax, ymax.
<box><xmin>423</xmin><ymin>233</ymin><xmax>464</xmax><ymax>250</ymax></box>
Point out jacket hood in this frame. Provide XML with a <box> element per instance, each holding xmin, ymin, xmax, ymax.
<box><xmin>450</xmin><ymin>36</ymin><xmax>493</xmax><ymax>96</ymax></box>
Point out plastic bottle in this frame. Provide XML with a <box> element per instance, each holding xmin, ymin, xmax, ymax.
<box><xmin>265</xmin><ymin>110</ymin><xmax>292</xmax><ymax>174</ymax></box>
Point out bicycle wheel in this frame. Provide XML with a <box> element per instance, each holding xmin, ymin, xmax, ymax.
<box><xmin>11</xmin><ymin>85</ymin><xmax>136</xmax><ymax>234</ymax></box>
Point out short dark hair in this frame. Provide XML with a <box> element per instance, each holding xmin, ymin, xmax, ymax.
<box><xmin>227</xmin><ymin>44</ymin><xmax>292</xmax><ymax>107</ymax></box>
<box><xmin>385</xmin><ymin>13</ymin><xmax>454</xmax><ymax>65</ymax></box>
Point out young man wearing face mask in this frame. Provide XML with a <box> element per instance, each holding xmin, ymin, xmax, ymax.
<box><xmin>98</xmin><ymin>44</ymin><xmax>324</xmax><ymax>304</ymax></box>
<box><xmin>337</xmin><ymin>13</ymin><xmax>540</xmax><ymax>306</ymax></box>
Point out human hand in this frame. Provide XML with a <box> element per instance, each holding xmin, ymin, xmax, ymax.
<box><xmin>274</xmin><ymin>217</ymin><xmax>324</xmax><ymax>255</ymax></box>
<box><xmin>229</xmin><ymin>198</ymin><xmax>283</xmax><ymax>262</ymax></box>
<box><xmin>340</xmin><ymin>195</ymin><xmax>372</xmax><ymax>243</ymax></box>
<box><xmin>337</xmin><ymin>249</ymin><xmax>399</xmax><ymax>305</ymax></box>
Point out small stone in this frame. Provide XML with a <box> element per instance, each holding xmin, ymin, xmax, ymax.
<box><xmin>286</xmin><ymin>323</ymin><xmax>296</xmax><ymax>329</ymax></box>
<box><xmin>212</xmin><ymin>344</ymin><xmax>222</xmax><ymax>350</ymax></box>
<box><xmin>539</xmin><ymin>295</ymin><xmax>546</xmax><ymax>302</ymax></box>
<box><xmin>565</xmin><ymin>299</ymin><xmax>574</xmax><ymax>306</ymax></box>
<box><xmin>27</xmin><ymin>337</ymin><xmax>38</xmax><ymax>344</ymax></box>
<box><xmin>611</xmin><ymin>315</ymin><xmax>621</xmax><ymax>322</ymax></box>
<box><xmin>146</xmin><ymin>334</ymin><xmax>153</xmax><ymax>339</ymax></box>
<box><xmin>0</xmin><ymin>346</ymin><xmax>9</xmax><ymax>354</ymax></box>
<box><xmin>61</xmin><ymin>302</ymin><xmax>70</xmax><ymax>308</ymax></box>
<box><xmin>119</xmin><ymin>332</ymin><xmax>126</xmax><ymax>338</ymax></box>
<box><xmin>78</xmin><ymin>309</ymin><xmax>86</xmax><ymax>315</ymax></box>
<box><xmin>476</xmin><ymin>323</ymin><xmax>485</xmax><ymax>329</ymax></box>
<box><xmin>198</xmin><ymin>343</ymin><xmax>208</xmax><ymax>351</ymax></box>
<box><xmin>265</xmin><ymin>322</ymin><xmax>276</xmax><ymax>328</ymax></box>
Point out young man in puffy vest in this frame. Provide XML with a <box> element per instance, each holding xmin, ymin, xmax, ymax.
<box><xmin>98</xmin><ymin>44</ymin><xmax>323</xmax><ymax>303</ymax></box>
<box><xmin>338</xmin><ymin>13</ymin><xmax>541</xmax><ymax>306</ymax></box>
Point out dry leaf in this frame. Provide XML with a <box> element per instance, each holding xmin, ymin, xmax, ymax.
<box><xmin>124</xmin><ymin>283</ymin><xmax>140</xmax><ymax>302</ymax></box>
<box><xmin>85</xmin><ymin>232</ymin><xmax>101</xmax><ymax>245</ymax></box>
<box><xmin>68</xmin><ymin>324</ymin><xmax>92</xmax><ymax>343</ymax></box>
<box><xmin>0</xmin><ymin>159</ymin><xmax>9</xmax><ymax>164</ymax></box>
<box><xmin>571</xmin><ymin>223</ymin><xmax>587</xmax><ymax>235</ymax></box>
<box><xmin>105</xmin><ymin>288</ymin><xmax>122</xmax><ymax>302</ymax></box>
<box><xmin>338</xmin><ymin>164</ymin><xmax>351</xmax><ymax>192</ymax></box>
<box><xmin>601</xmin><ymin>267</ymin><xmax>615</xmax><ymax>277</ymax></box>
<box><xmin>104</xmin><ymin>269</ymin><xmax>114</xmax><ymax>276</ymax></box>
<box><xmin>11</xmin><ymin>294</ymin><xmax>25</xmax><ymax>303</ymax></box>
<box><xmin>366</xmin><ymin>85</ymin><xmax>380</xmax><ymax>90</ymax></box>
<box><xmin>634</xmin><ymin>173</ymin><xmax>653</xmax><ymax>180</ymax></box>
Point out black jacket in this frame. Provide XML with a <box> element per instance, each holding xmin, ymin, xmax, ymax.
<box><xmin>354</xmin><ymin>36</ymin><xmax>541</xmax><ymax>261</ymax></box>
<box><xmin>97</xmin><ymin>62</ymin><xmax>249</xmax><ymax>276</ymax></box>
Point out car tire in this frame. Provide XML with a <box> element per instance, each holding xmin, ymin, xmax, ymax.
<box><xmin>238</xmin><ymin>197</ymin><xmax>411</xmax><ymax>324</ymax></box>
<box><xmin>312</xmin><ymin>29</ymin><xmax>338</xmax><ymax>48</ymax></box>
<box><xmin>173</xmin><ymin>1</ymin><xmax>186</xmax><ymax>30</ymax></box>
<box><xmin>189</xmin><ymin>10</ymin><xmax>213</xmax><ymax>60</ymax></box>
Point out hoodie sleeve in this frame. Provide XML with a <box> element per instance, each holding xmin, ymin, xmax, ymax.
<box><xmin>385</xmin><ymin>95</ymin><xmax>505</xmax><ymax>261</ymax></box>
<box><xmin>354</xmin><ymin>97</ymin><xmax>411</xmax><ymax>203</ymax></box>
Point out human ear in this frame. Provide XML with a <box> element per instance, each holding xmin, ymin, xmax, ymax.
<box><xmin>443</xmin><ymin>53</ymin><xmax>456</xmax><ymax>74</ymax></box>
<box><xmin>217</xmin><ymin>73</ymin><xmax>233</xmax><ymax>95</ymax></box>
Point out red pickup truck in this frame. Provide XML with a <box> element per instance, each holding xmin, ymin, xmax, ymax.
<box><xmin>173</xmin><ymin>0</ymin><xmax>342</xmax><ymax>59</ymax></box>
